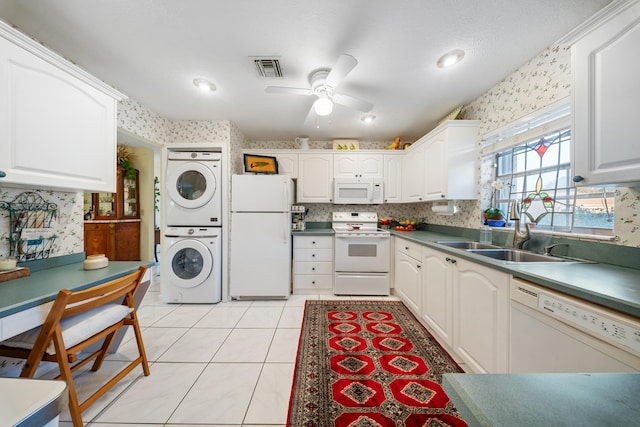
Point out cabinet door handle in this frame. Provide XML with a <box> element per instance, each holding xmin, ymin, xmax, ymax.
<box><xmin>405</xmin><ymin>247</ymin><xmax>409</xmax><ymax>250</ymax></box>
<box><xmin>417</xmin><ymin>264</ymin><xmax>421</xmax><ymax>269</ymax></box>
<box><xmin>312</xmin><ymin>281</ymin><xmax>316</xmax><ymax>284</ymax></box>
<box><xmin>312</xmin><ymin>241</ymin><xmax>316</xmax><ymax>245</ymax></box>
<box><xmin>451</xmin><ymin>259</ymin><xmax>457</xmax><ymax>264</ymax></box>
<box><xmin>572</xmin><ymin>175</ymin><xmax>584</xmax><ymax>182</ymax></box>
<box><xmin>311</xmin><ymin>254</ymin><xmax>315</xmax><ymax>257</ymax></box>
<box><xmin>312</xmin><ymin>267</ymin><xmax>316</xmax><ymax>271</ymax></box>
<box><xmin>0</xmin><ymin>171</ymin><xmax>6</xmax><ymax>178</ymax></box>
<box><xmin>445</xmin><ymin>257</ymin><xmax>451</xmax><ymax>262</ymax></box>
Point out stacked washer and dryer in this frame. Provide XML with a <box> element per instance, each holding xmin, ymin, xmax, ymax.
<box><xmin>162</xmin><ymin>149</ymin><xmax>223</xmax><ymax>303</ymax></box>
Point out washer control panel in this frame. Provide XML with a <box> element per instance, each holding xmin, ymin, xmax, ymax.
<box><xmin>538</xmin><ymin>293</ymin><xmax>640</xmax><ymax>355</ymax></box>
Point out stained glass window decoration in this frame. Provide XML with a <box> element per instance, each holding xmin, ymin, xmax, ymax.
<box><xmin>491</xmin><ymin>126</ymin><xmax>614</xmax><ymax>234</ymax></box>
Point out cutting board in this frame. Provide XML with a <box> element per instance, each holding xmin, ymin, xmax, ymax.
<box><xmin>0</xmin><ymin>267</ymin><xmax>30</xmax><ymax>283</ymax></box>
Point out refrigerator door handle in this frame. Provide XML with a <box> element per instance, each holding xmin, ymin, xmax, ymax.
<box><xmin>283</xmin><ymin>180</ymin><xmax>288</xmax><ymax>243</ymax></box>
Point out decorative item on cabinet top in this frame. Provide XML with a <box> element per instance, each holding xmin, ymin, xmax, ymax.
<box><xmin>333</xmin><ymin>139</ymin><xmax>359</xmax><ymax>150</ymax></box>
<box><xmin>243</xmin><ymin>154</ymin><xmax>279</xmax><ymax>174</ymax></box>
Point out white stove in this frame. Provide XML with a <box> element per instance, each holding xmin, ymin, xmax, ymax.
<box><xmin>332</xmin><ymin>212</ymin><xmax>390</xmax><ymax>295</ymax></box>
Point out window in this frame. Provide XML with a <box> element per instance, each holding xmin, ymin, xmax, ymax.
<box><xmin>485</xmin><ymin>112</ymin><xmax>614</xmax><ymax>236</ymax></box>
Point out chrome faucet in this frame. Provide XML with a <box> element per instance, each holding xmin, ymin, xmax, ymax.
<box><xmin>544</xmin><ymin>243</ymin><xmax>569</xmax><ymax>256</ymax></box>
<box><xmin>510</xmin><ymin>200</ymin><xmax>531</xmax><ymax>249</ymax></box>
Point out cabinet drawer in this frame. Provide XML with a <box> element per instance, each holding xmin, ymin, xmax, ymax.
<box><xmin>396</xmin><ymin>238</ymin><xmax>422</xmax><ymax>260</ymax></box>
<box><xmin>294</xmin><ymin>248</ymin><xmax>333</xmax><ymax>262</ymax></box>
<box><xmin>294</xmin><ymin>274</ymin><xmax>333</xmax><ymax>290</ymax></box>
<box><xmin>294</xmin><ymin>236</ymin><xmax>333</xmax><ymax>249</ymax></box>
<box><xmin>295</xmin><ymin>261</ymin><xmax>334</xmax><ymax>275</ymax></box>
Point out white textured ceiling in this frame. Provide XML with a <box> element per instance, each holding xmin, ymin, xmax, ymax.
<box><xmin>0</xmin><ymin>0</ymin><xmax>611</xmax><ymax>141</ymax></box>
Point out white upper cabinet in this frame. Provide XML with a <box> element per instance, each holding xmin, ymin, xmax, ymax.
<box><xmin>402</xmin><ymin>142</ymin><xmax>426</xmax><ymax>202</ymax></box>
<box><xmin>568</xmin><ymin>0</ymin><xmax>640</xmax><ymax>186</ymax></box>
<box><xmin>274</xmin><ymin>152</ymin><xmax>298</xmax><ymax>178</ymax></box>
<box><xmin>402</xmin><ymin>120</ymin><xmax>479</xmax><ymax>202</ymax></box>
<box><xmin>334</xmin><ymin>153</ymin><xmax>383</xmax><ymax>178</ymax></box>
<box><xmin>383</xmin><ymin>153</ymin><xmax>403</xmax><ymax>203</ymax></box>
<box><xmin>0</xmin><ymin>22</ymin><xmax>124</xmax><ymax>192</ymax></box>
<box><xmin>298</xmin><ymin>153</ymin><xmax>333</xmax><ymax>203</ymax></box>
<box><xmin>423</xmin><ymin>120</ymin><xmax>479</xmax><ymax>201</ymax></box>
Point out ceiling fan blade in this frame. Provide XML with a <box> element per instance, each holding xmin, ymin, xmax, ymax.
<box><xmin>325</xmin><ymin>54</ymin><xmax>358</xmax><ymax>88</ymax></box>
<box><xmin>303</xmin><ymin>104</ymin><xmax>318</xmax><ymax>127</ymax></box>
<box><xmin>332</xmin><ymin>93</ymin><xmax>373</xmax><ymax>113</ymax></box>
<box><xmin>265</xmin><ymin>86</ymin><xmax>313</xmax><ymax>96</ymax></box>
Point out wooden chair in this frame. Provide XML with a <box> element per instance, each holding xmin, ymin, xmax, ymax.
<box><xmin>0</xmin><ymin>265</ymin><xmax>150</xmax><ymax>427</ymax></box>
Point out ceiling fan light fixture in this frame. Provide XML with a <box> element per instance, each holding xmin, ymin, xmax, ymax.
<box><xmin>437</xmin><ymin>49</ymin><xmax>465</xmax><ymax>68</ymax></box>
<box><xmin>193</xmin><ymin>78</ymin><xmax>216</xmax><ymax>92</ymax></box>
<box><xmin>361</xmin><ymin>114</ymin><xmax>376</xmax><ymax>123</ymax></box>
<box><xmin>314</xmin><ymin>94</ymin><xmax>333</xmax><ymax>116</ymax></box>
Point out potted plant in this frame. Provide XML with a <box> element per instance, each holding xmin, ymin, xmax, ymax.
<box><xmin>484</xmin><ymin>179</ymin><xmax>509</xmax><ymax>226</ymax></box>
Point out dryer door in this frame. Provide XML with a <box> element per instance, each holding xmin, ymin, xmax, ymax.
<box><xmin>165</xmin><ymin>239</ymin><xmax>213</xmax><ymax>288</ymax></box>
<box><xmin>166</xmin><ymin>161</ymin><xmax>218</xmax><ymax>209</ymax></box>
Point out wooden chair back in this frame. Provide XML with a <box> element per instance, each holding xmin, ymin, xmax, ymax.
<box><xmin>0</xmin><ymin>265</ymin><xmax>150</xmax><ymax>427</ymax></box>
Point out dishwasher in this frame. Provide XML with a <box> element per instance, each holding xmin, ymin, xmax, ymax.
<box><xmin>510</xmin><ymin>278</ymin><xmax>640</xmax><ymax>373</ymax></box>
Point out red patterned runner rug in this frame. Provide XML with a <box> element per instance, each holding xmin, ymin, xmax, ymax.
<box><xmin>287</xmin><ymin>300</ymin><xmax>468</xmax><ymax>427</ymax></box>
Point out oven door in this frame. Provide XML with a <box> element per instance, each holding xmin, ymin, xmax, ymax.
<box><xmin>334</xmin><ymin>233</ymin><xmax>390</xmax><ymax>272</ymax></box>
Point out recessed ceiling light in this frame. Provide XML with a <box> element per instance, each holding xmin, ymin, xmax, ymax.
<box><xmin>436</xmin><ymin>49</ymin><xmax>465</xmax><ymax>68</ymax></box>
<box><xmin>361</xmin><ymin>114</ymin><xmax>376</xmax><ymax>123</ymax></box>
<box><xmin>193</xmin><ymin>78</ymin><xmax>216</xmax><ymax>92</ymax></box>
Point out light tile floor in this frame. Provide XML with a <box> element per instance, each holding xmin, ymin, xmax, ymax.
<box><xmin>51</xmin><ymin>270</ymin><xmax>401</xmax><ymax>426</ymax></box>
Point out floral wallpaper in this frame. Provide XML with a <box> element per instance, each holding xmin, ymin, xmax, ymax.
<box><xmin>117</xmin><ymin>98</ymin><xmax>172</xmax><ymax>145</ymax></box>
<box><xmin>458</xmin><ymin>45</ymin><xmax>639</xmax><ymax>247</ymax></box>
<box><xmin>3</xmin><ymin>44</ymin><xmax>639</xmax><ymax>261</ymax></box>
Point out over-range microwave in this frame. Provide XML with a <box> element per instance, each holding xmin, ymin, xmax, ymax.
<box><xmin>333</xmin><ymin>177</ymin><xmax>384</xmax><ymax>204</ymax></box>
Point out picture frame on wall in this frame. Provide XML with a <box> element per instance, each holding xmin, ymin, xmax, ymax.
<box><xmin>243</xmin><ymin>154</ymin><xmax>279</xmax><ymax>174</ymax></box>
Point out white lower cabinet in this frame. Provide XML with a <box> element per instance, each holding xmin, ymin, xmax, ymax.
<box><xmin>394</xmin><ymin>239</ymin><xmax>422</xmax><ymax>315</ymax></box>
<box><xmin>421</xmin><ymin>247</ymin><xmax>454</xmax><ymax>347</ymax></box>
<box><xmin>293</xmin><ymin>235</ymin><xmax>333</xmax><ymax>294</ymax></box>
<box><xmin>393</xmin><ymin>237</ymin><xmax>510</xmax><ymax>373</ymax></box>
<box><xmin>453</xmin><ymin>257</ymin><xmax>510</xmax><ymax>373</ymax></box>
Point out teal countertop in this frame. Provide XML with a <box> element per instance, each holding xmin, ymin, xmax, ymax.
<box><xmin>292</xmin><ymin>222</ymin><xmax>334</xmax><ymax>236</ymax></box>
<box><xmin>0</xmin><ymin>259</ymin><xmax>154</xmax><ymax>319</ymax></box>
<box><xmin>390</xmin><ymin>230</ymin><xmax>640</xmax><ymax>318</ymax></box>
<box><xmin>292</xmin><ymin>227</ymin><xmax>334</xmax><ymax>236</ymax></box>
<box><xmin>442</xmin><ymin>373</ymin><xmax>640</xmax><ymax>427</ymax></box>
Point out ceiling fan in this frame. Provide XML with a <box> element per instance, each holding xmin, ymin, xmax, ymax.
<box><xmin>265</xmin><ymin>54</ymin><xmax>373</xmax><ymax>126</ymax></box>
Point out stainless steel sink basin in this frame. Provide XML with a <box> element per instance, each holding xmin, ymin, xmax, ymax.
<box><xmin>466</xmin><ymin>249</ymin><xmax>574</xmax><ymax>263</ymax></box>
<box><xmin>436</xmin><ymin>241</ymin><xmax>500</xmax><ymax>250</ymax></box>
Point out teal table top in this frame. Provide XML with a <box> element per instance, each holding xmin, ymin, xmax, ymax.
<box><xmin>443</xmin><ymin>373</ymin><xmax>640</xmax><ymax>427</ymax></box>
<box><xmin>391</xmin><ymin>230</ymin><xmax>640</xmax><ymax>318</ymax></box>
<box><xmin>0</xmin><ymin>260</ymin><xmax>153</xmax><ymax>319</ymax></box>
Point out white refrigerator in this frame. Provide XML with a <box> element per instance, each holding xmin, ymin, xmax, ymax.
<box><xmin>230</xmin><ymin>174</ymin><xmax>294</xmax><ymax>299</ymax></box>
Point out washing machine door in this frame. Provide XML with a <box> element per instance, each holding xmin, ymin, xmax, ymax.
<box><xmin>166</xmin><ymin>161</ymin><xmax>218</xmax><ymax>210</ymax></box>
<box><xmin>165</xmin><ymin>239</ymin><xmax>213</xmax><ymax>288</ymax></box>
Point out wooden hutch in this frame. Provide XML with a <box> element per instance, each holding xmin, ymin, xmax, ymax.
<box><xmin>84</xmin><ymin>166</ymin><xmax>140</xmax><ymax>261</ymax></box>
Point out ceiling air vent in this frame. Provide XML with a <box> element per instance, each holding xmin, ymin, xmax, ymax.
<box><xmin>254</xmin><ymin>58</ymin><xmax>283</xmax><ymax>78</ymax></box>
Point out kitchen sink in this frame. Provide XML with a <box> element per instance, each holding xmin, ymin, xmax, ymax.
<box><xmin>465</xmin><ymin>249</ymin><xmax>574</xmax><ymax>263</ymax></box>
<box><xmin>436</xmin><ymin>241</ymin><xmax>500</xmax><ymax>250</ymax></box>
